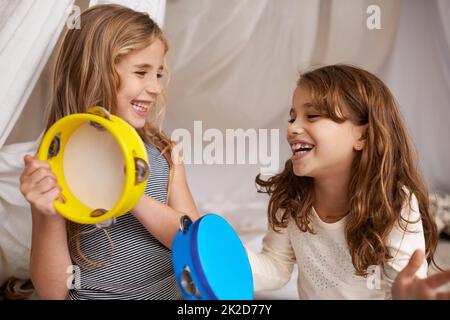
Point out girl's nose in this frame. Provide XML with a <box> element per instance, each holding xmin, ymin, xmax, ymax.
<box><xmin>146</xmin><ymin>77</ymin><xmax>162</xmax><ymax>96</ymax></box>
<box><xmin>287</xmin><ymin>121</ymin><xmax>304</xmax><ymax>137</ymax></box>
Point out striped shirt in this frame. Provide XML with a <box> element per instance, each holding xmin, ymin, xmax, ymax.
<box><xmin>67</xmin><ymin>143</ymin><xmax>183</xmax><ymax>300</ymax></box>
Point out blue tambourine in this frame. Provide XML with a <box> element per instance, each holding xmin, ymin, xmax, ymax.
<box><xmin>172</xmin><ymin>214</ymin><xmax>254</xmax><ymax>300</ymax></box>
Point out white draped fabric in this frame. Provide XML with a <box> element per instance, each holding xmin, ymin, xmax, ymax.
<box><xmin>311</xmin><ymin>0</ymin><xmax>401</xmax><ymax>71</ymax></box>
<box><xmin>0</xmin><ymin>0</ymin><xmax>74</xmax><ymax>148</ymax></box>
<box><xmin>0</xmin><ymin>0</ymin><xmax>74</xmax><ymax>285</ymax></box>
<box><xmin>0</xmin><ymin>0</ymin><xmax>449</xmax><ymax>294</ymax></box>
<box><xmin>379</xmin><ymin>0</ymin><xmax>450</xmax><ymax>194</ymax></box>
<box><xmin>0</xmin><ymin>138</ymin><xmax>41</xmax><ymax>284</ymax></box>
<box><xmin>89</xmin><ymin>0</ymin><xmax>166</xmax><ymax>27</ymax></box>
<box><xmin>164</xmin><ymin>0</ymin><xmax>320</xmax><ymax>131</ymax></box>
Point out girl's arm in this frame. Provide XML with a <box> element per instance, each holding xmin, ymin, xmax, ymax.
<box><xmin>20</xmin><ymin>155</ymin><xmax>73</xmax><ymax>299</ymax></box>
<box><xmin>131</xmin><ymin>159</ymin><xmax>199</xmax><ymax>249</ymax></box>
<box><xmin>30</xmin><ymin>208</ymin><xmax>72</xmax><ymax>300</ymax></box>
<box><xmin>245</xmin><ymin>210</ymin><xmax>296</xmax><ymax>292</ymax></box>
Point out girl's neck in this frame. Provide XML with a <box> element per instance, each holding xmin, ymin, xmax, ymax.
<box><xmin>313</xmin><ymin>175</ymin><xmax>350</xmax><ymax>223</ymax></box>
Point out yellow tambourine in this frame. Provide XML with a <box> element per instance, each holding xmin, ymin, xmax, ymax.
<box><xmin>37</xmin><ymin>106</ymin><xmax>150</xmax><ymax>224</ymax></box>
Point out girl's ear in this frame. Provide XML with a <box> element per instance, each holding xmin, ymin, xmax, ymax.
<box><xmin>353</xmin><ymin>124</ymin><xmax>368</xmax><ymax>151</ymax></box>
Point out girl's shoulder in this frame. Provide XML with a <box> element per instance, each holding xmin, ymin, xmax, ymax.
<box><xmin>144</xmin><ymin>141</ymin><xmax>163</xmax><ymax>157</ymax></box>
<box><xmin>144</xmin><ymin>138</ymin><xmax>174</xmax><ymax>162</ymax></box>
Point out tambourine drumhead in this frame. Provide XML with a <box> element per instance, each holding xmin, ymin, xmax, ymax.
<box><xmin>38</xmin><ymin>107</ymin><xmax>149</xmax><ymax>224</ymax></box>
<box><xmin>195</xmin><ymin>215</ymin><xmax>253</xmax><ymax>299</ymax></box>
<box><xmin>63</xmin><ymin>122</ymin><xmax>125</xmax><ymax>211</ymax></box>
<box><xmin>172</xmin><ymin>214</ymin><xmax>254</xmax><ymax>300</ymax></box>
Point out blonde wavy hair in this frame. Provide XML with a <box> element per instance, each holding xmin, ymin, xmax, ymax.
<box><xmin>45</xmin><ymin>4</ymin><xmax>174</xmax><ymax>268</ymax></box>
<box><xmin>256</xmin><ymin>64</ymin><xmax>439</xmax><ymax>276</ymax></box>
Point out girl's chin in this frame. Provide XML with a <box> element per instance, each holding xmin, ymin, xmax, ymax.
<box><xmin>124</xmin><ymin>117</ymin><xmax>146</xmax><ymax>130</ymax></box>
<box><xmin>132</xmin><ymin>122</ymin><xmax>145</xmax><ymax>130</ymax></box>
<box><xmin>292</xmin><ymin>166</ymin><xmax>313</xmax><ymax>177</ymax></box>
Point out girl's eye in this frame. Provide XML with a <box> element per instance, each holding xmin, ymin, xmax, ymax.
<box><xmin>288</xmin><ymin>118</ymin><xmax>295</xmax><ymax>124</ymax></box>
<box><xmin>307</xmin><ymin>115</ymin><xmax>320</xmax><ymax>120</ymax></box>
<box><xmin>135</xmin><ymin>71</ymin><xmax>147</xmax><ymax>76</ymax></box>
<box><xmin>157</xmin><ymin>73</ymin><xmax>163</xmax><ymax>79</ymax></box>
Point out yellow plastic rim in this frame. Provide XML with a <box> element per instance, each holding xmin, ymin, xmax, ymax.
<box><xmin>37</xmin><ymin>107</ymin><xmax>149</xmax><ymax>224</ymax></box>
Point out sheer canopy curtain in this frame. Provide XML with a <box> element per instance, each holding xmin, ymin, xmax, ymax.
<box><xmin>0</xmin><ymin>0</ymin><xmax>74</xmax><ymax>285</ymax></box>
<box><xmin>0</xmin><ymin>0</ymin><xmax>165</xmax><ymax>286</ymax></box>
<box><xmin>378</xmin><ymin>0</ymin><xmax>450</xmax><ymax>194</ymax></box>
<box><xmin>0</xmin><ymin>0</ymin><xmax>74</xmax><ymax>148</ymax></box>
<box><xmin>89</xmin><ymin>0</ymin><xmax>166</xmax><ymax>27</ymax></box>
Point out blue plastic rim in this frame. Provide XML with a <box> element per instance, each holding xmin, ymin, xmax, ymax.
<box><xmin>172</xmin><ymin>214</ymin><xmax>254</xmax><ymax>300</ymax></box>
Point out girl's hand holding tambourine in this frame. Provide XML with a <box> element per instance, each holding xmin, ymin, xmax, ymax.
<box><xmin>20</xmin><ymin>154</ymin><xmax>63</xmax><ymax>216</ymax></box>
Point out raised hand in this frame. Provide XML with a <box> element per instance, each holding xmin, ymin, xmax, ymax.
<box><xmin>392</xmin><ymin>249</ymin><xmax>450</xmax><ymax>300</ymax></box>
<box><xmin>19</xmin><ymin>154</ymin><xmax>62</xmax><ymax>216</ymax></box>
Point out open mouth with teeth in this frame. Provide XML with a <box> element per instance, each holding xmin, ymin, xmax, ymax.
<box><xmin>291</xmin><ymin>142</ymin><xmax>315</xmax><ymax>156</ymax></box>
<box><xmin>131</xmin><ymin>100</ymin><xmax>151</xmax><ymax>114</ymax></box>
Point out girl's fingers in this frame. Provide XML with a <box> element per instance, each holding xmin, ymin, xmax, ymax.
<box><xmin>27</xmin><ymin>167</ymin><xmax>56</xmax><ymax>187</ymax></box>
<box><xmin>24</xmin><ymin>178</ymin><xmax>60</xmax><ymax>204</ymax></box>
<box><xmin>399</xmin><ymin>250</ymin><xmax>425</xmax><ymax>279</ymax></box>
<box><xmin>21</xmin><ymin>155</ymin><xmax>62</xmax><ymax>216</ymax></box>
<box><xmin>22</xmin><ymin>156</ymin><xmax>51</xmax><ymax>178</ymax></box>
<box><xmin>23</xmin><ymin>154</ymin><xmax>34</xmax><ymax>166</ymax></box>
<box><xmin>44</xmin><ymin>187</ymin><xmax>62</xmax><ymax>214</ymax></box>
<box><xmin>34</xmin><ymin>176</ymin><xmax>59</xmax><ymax>194</ymax></box>
<box><xmin>436</xmin><ymin>290</ymin><xmax>450</xmax><ymax>300</ymax></box>
<box><xmin>32</xmin><ymin>187</ymin><xmax>61</xmax><ymax>215</ymax></box>
<box><xmin>423</xmin><ymin>269</ymin><xmax>450</xmax><ymax>289</ymax></box>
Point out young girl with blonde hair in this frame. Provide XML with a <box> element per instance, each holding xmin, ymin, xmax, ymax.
<box><xmin>248</xmin><ymin>64</ymin><xmax>450</xmax><ymax>299</ymax></box>
<box><xmin>19</xmin><ymin>4</ymin><xmax>198</xmax><ymax>300</ymax></box>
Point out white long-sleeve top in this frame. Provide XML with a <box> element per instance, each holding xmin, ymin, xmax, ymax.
<box><xmin>246</xmin><ymin>193</ymin><xmax>428</xmax><ymax>299</ymax></box>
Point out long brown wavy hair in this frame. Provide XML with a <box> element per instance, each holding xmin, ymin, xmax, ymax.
<box><xmin>256</xmin><ymin>64</ymin><xmax>439</xmax><ymax>276</ymax></box>
<box><xmin>45</xmin><ymin>4</ymin><xmax>174</xmax><ymax>269</ymax></box>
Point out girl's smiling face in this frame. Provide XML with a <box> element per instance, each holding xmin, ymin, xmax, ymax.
<box><xmin>115</xmin><ymin>38</ymin><xmax>165</xmax><ymax>129</ymax></box>
<box><xmin>287</xmin><ymin>85</ymin><xmax>365</xmax><ymax>179</ymax></box>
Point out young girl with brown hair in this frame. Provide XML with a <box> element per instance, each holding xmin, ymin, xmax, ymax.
<box><xmin>248</xmin><ymin>64</ymin><xmax>450</xmax><ymax>299</ymax></box>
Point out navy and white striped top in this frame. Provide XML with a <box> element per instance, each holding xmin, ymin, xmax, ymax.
<box><xmin>67</xmin><ymin>143</ymin><xmax>183</xmax><ymax>300</ymax></box>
